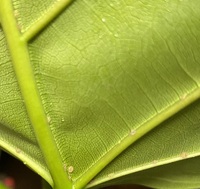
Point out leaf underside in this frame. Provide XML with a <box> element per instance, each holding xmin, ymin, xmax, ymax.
<box><xmin>0</xmin><ymin>0</ymin><xmax>200</xmax><ymax>189</ymax></box>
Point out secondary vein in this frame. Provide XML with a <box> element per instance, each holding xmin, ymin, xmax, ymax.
<box><xmin>0</xmin><ymin>0</ymin><xmax>72</xmax><ymax>188</ymax></box>
<box><xmin>21</xmin><ymin>0</ymin><xmax>74</xmax><ymax>42</ymax></box>
<box><xmin>74</xmin><ymin>88</ymin><xmax>200</xmax><ymax>189</ymax></box>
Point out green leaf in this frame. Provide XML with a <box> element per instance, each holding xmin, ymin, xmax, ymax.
<box><xmin>88</xmin><ymin>102</ymin><xmax>200</xmax><ymax>189</ymax></box>
<box><xmin>0</xmin><ymin>0</ymin><xmax>200</xmax><ymax>189</ymax></box>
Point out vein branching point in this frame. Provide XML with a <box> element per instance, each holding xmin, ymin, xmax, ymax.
<box><xmin>1</xmin><ymin>1</ymin><xmax>200</xmax><ymax>189</ymax></box>
<box><xmin>0</xmin><ymin>0</ymin><xmax>73</xmax><ymax>188</ymax></box>
<box><xmin>22</xmin><ymin>0</ymin><xmax>74</xmax><ymax>42</ymax></box>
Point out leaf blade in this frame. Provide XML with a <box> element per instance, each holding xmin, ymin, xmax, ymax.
<box><xmin>1</xmin><ymin>1</ymin><xmax>200</xmax><ymax>189</ymax></box>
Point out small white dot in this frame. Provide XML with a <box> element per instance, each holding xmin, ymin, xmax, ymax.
<box><xmin>102</xmin><ymin>18</ymin><xmax>106</xmax><ymax>22</ymax></box>
<box><xmin>16</xmin><ymin>148</ymin><xmax>21</xmax><ymax>153</ymax></box>
<box><xmin>47</xmin><ymin>116</ymin><xmax>51</xmax><ymax>123</ymax></box>
<box><xmin>181</xmin><ymin>152</ymin><xmax>187</xmax><ymax>159</ymax></box>
<box><xmin>114</xmin><ymin>33</ymin><xmax>119</xmax><ymax>38</ymax></box>
<box><xmin>180</xmin><ymin>94</ymin><xmax>187</xmax><ymax>100</ymax></box>
<box><xmin>14</xmin><ymin>10</ymin><xmax>19</xmax><ymax>18</ymax></box>
<box><xmin>152</xmin><ymin>160</ymin><xmax>158</xmax><ymax>165</ymax></box>
<box><xmin>130</xmin><ymin>130</ymin><xmax>136</xmax><ymax>136</ymax></box>
<box><xmin>68</xmin><ymin>166</ymin><xmax>74</xmax><ymax>173</ymax></box>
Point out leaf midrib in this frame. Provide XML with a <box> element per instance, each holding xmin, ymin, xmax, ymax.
<box><xmin>0</xmin><ymin>0</ymin><xmax>72</xmax><ymax>188</ymax></box>
<box><xmin>0</xmin><ymin>1</ymin><xmax>200</xmax><ymax>189</ymax></box>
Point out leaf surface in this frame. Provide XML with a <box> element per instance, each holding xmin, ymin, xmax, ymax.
<box><xmin>0</xmin><ymin>0</ymin><xmax>200</xmax><ymax>189</ymax></box>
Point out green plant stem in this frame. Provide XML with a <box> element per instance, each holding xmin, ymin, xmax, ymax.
<box><xmin>0</xmin><ymin>1</ymin><xmax>72</xmax><ymax>189</ymax></box>
<box><xmin>74</xmin><ymin>88</ymin><xmax>200</xmax><ymax>189</ymax></box>
<box><xmin>22</xmin><ymin>0</ymin><xmax>74</xmax><ymax>42</ymax></box>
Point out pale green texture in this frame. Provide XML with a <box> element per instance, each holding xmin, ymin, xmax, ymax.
<box><xmin>0</xmin><ymin>0</ymin><xmax>200</xmax><ymax>189</ymax></box>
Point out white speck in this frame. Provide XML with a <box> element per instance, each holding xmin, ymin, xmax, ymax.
<box><xmin>16</xmin><ymin>148</ymin><xmax>21</xmax><ymax>153</ymax></box>
<box><xmin>180</xmin><ymin>94</ymin><xmax>187</xmax><ymax>100</ymax></box>
<box><xmin>102</xmin><ymin>18</ymin><xmax>106</xmax><ymax>22</ymax></box>
<box><xmin>23</xmin><ymin>162</ymin><xmax>27</xmax><ymax>165</ymax></box>
<box><xmin>61</xmin><ymin>118</ymin><xmax>65</xmax><ymax>122</ymax></box>
<box><xmin>130</xmin><ymin>130</ymin><xmax>136</xmax><ymax>136</ymax></box>
<box><xmin>152</xmin><ymin>160</ymin><xmax>158</xmax><ymax>165</ymax></box>
<box><xmin>114</xmin><ymin>33</ymin><xmax>119</xmax><ymax>38</ymax></box>
<box><xmin>14</xmin><ymin>10</ymin><xmax>19</xmax><ymax>18</ymax></box>
<box><xmin>68</xmin><ymin>166</ymin><xmax>74</xmax><ymax>173</ymax></box>
<box><xmin>181</xmin><ymin>152</ymin><xmax>187</xmax><ymax>159</ymax></box>
<box><xmin>47</xmin><ymin>116</ymin><xmax>51</xmax><ymax>123</ymax></box>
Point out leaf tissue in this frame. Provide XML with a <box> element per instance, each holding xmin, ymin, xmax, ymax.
<box><xmin>0</xmin><ymin>0</ymin><xmax>200</xmax><ymax>189</ymax></box>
